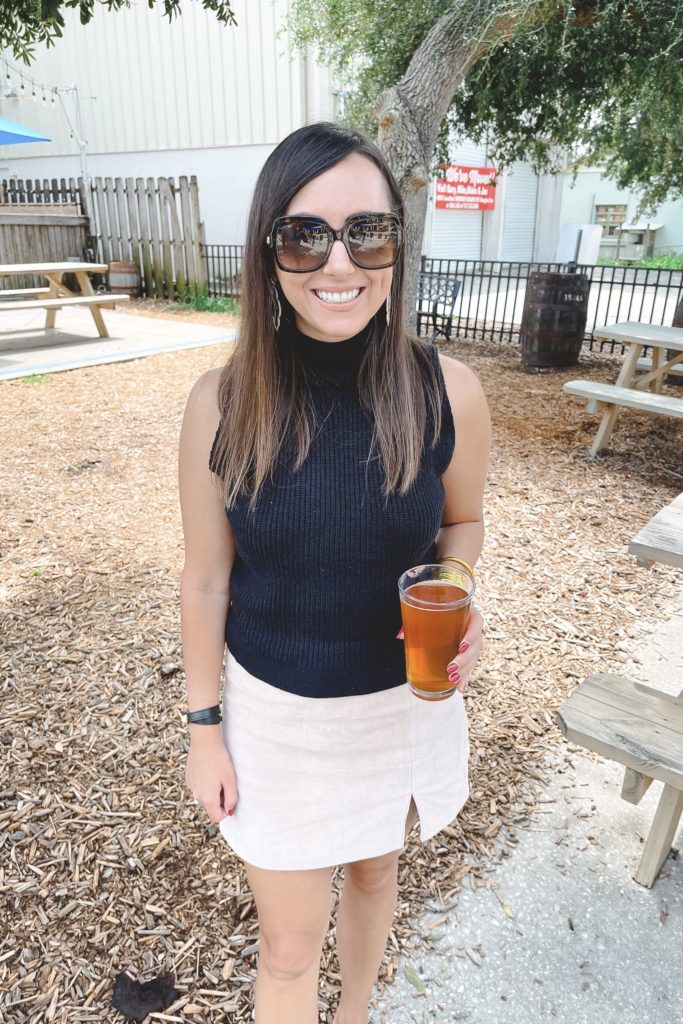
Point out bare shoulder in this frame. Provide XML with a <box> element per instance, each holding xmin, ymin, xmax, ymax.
<box><xmin>183</xmin><ymin>366</ymin><xmax>223</xmax><ymax>430</ymax></box>
<box><xmin>437</xmin><ymin>352</ymin><xmax>487</xmax><ymax>409</ymax></box>
<box><xmin>186</xmin><ymin>365</ymin><xmax>222</xmax><ymax>409</ymax></box>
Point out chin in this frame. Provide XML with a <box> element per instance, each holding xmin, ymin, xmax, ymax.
<box><xmin>301</xmin><ymin>305</ymin><xmax>378</xmax><ymax>341</ymax></box>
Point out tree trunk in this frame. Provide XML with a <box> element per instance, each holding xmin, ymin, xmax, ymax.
<box><xmin>376</xmin><ymin>1</ymin><xmax>540</xmax><ymax>334</ymax></box>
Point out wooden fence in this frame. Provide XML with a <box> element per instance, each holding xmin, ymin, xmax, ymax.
<box><xmin>87</xmin><ymin>176</ymin><xmax>207</xmax><ymax>299</ymax></box>
<box><xmin>0</xmin><ymin>175</ymin><xmax>207</xmax><ymax>299</ymax></box>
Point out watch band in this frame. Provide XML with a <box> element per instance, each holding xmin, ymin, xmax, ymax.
<box><xmin>184</xmin><ymin>704</ymin><xmax>222</xmax><ymax>725</ymax></box>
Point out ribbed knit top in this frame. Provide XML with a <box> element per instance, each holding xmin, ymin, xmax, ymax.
<box><xmin>209</xmin><ymin>320</ymin><xmax>455</xmax><ymax>697</ymax></box>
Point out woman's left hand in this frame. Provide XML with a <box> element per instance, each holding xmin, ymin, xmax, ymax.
<box><xmin>446</xmin><ymin>605</ymin><xmax>484</xmax><ymax>694</ymax></box>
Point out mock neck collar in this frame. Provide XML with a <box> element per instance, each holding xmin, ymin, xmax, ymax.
<box><xmin>286</xmin><ymin>318</ymin><xmax>373</xmax><ymax>375</ymax></box>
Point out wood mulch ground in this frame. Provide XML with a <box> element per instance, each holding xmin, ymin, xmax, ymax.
<box><xmin>1</xmin><ymin>317</ymin><xmax>680</xmax><ymax>1023</ymax></box>
<box><xmin>123</xmin><ymin>298</ymin><xmax>240</xmax><ymax>331</ymax></box>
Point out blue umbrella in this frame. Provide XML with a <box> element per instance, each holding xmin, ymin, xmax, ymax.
<box><xmin>0</xmin><ymin>115</ymin><xmax>50</xmax><ymax>145</ymax></box>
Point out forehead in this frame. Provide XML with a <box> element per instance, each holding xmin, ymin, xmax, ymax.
<box><xmin>284</xmin><ymin>152</ymin><xmax>393</xmax><ymax>223</ymax></box>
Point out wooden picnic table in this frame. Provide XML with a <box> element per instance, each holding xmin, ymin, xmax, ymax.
<box><xmin>558</xmin><ymin>492</ymin><xmax>683</xmax><ymax>887</ymax></box>
<box><xmin>563</xmin><ymin>321</ymin><xmax>683</xmax><ymax>456</ymax></box>
<box><xmin>0</xmin><ymin>261</ymin><xmax>129</xmax><ymax>338</ymax></box>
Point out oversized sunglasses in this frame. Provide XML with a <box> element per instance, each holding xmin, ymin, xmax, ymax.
<box><xmin>266</xmin><ymin>213</ymin><xmax>402</xmax><ymax>272</ymax></box>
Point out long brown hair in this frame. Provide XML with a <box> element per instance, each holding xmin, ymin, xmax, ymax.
<box><xmin>212</xmin><ymin>121</ymin><xmax>442</xmax><ymax>509</ymax></box>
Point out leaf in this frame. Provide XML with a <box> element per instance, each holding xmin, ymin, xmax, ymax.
<box><xmin>404</xmin><ymin>964</ymin><xmax>426</xmax><ymax>993</ymax></box>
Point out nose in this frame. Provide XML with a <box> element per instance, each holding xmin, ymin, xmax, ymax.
<box><xmin>322</xmin><ymin>238</ymin><xmax>355</xmax><ymax>277</ymax></box>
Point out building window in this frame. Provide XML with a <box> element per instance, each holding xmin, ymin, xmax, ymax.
<box><xmin>594</xmin><ymin>203</ymin><xmax>628</xmax><ymax>236</ymax></box>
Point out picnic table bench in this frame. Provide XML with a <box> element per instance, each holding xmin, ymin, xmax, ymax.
<box><xmin>628</xmin><ymin>492</ymin><xmax>683</xmax><ymax>571</ymax></box>
<box><xmin>558</xmin><ymin>675</ymin><xmax>683</xmax><ymax>888</ymax></box>
<box><xmin>0</xmin><ymin>261</ymin><xmax>129</xmax><ymax>338</ymax></box>
<box><xmin>563</xmin><ymin>321</ymin><xmax>683</xmax><ymax>455</ymax></box>
<box><xmin>557</xmin><ymin>492</ymin><xmax>683</xmax><ymax>887</ymax></box>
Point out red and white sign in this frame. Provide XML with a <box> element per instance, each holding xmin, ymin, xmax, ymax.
<box><xmin>435</xmin><ymin>165</ymin><xmax>497</xmax><ymax>211</ymax></box>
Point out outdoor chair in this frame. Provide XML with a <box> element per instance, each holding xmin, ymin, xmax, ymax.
<box><xmin>417</xmin><ymin>272</ymin><xmax>461</xmax><ymax>340</ymax></box>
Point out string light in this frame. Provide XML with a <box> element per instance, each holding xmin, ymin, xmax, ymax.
<box><xmin>1</xmin><ymin>55</ymin><xmax>69</xmax><ymax>107</ymax></box>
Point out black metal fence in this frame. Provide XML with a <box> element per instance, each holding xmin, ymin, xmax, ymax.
<box><xmin>422</xmin><ymin>258</ymin><xmax>683</xmax><ymax>352</ymax></box>
<box><xmin>0</xmin><ymin>177</ymin><xmax>84</xmax><ymax>213</ymax></box>
<box><xmin>203</xmin><ymin>244</ymin><xmax>243</xmax><ymax>298</ymax></box>
<box><xmin>202</xmin><ymin>243</ymin><xmax>683</xmax><ymax>352</ymax></box>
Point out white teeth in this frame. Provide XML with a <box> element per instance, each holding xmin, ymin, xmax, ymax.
<box><xmin>314</xmin><ymin>288</ymin><xmax>361</xmax><ymax>304</ymax></box>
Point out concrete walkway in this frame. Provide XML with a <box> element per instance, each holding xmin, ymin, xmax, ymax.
<box><xmin>0</xmin><ymin>306</ymin><xmax>235</xmax><ymax>380</ymax></box>
<box><xmin>372</xmin><ymin>595</ymin><xmax>683</xmax><ymax>1024</ymax></box>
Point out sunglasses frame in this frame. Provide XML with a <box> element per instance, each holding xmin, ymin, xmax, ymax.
<box><xmin>266</xmin><ymin>212</ymin><xmax>403</xmax><ymax>273</ymax></box>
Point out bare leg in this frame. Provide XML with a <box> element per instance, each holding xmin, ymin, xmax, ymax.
<box><xmin>333</xmin><ymin>798</ymin><xmax>419</xmax><ymax>1024</ymax></box>
<box><xmin>244</xmin><ymin>860</ymin><xmax>333</xmax><ymax>1024</ymax></box>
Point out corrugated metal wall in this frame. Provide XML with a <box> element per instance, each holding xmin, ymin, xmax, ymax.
<box><xmin>0</xmin><ymin>0</ymin><xmax>327</xmax><ymax>160</ymax></box>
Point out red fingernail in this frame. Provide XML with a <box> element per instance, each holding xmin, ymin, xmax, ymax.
<box><xmin>228</xmin><ymin>808</ymin><xmax>234</xmax><ymax>816</ymax></box>
<box><xmin>459</xmin><ymin>641</ymin><xmax>470</xmax><ymax>653</ymax></box>
<box><xmin>396</xmin><ymin>628</ymin><xmax>404</xmax><ymax>639</ymax></box>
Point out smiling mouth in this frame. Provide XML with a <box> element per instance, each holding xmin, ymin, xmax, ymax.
<box><xmin>313</xmin><ymin>288</ymin><xmax>363</xmax><ymax>305</ymax></box>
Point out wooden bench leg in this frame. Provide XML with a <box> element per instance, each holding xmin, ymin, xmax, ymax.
<box><xmin>89</xmin><ymin>304</ymin><xmax>109</xmax><ymax>338</ymax></box>
<box><xmin>621</xmin><ymin>767</ymin><xmax>654</xmax><ymax>805</ymax></box>
<box><xmin>590</xmin><ymin>404</ymin><xmax>620</xmax><ymax>456</ymax></box>
<box><xmin>651</xmin><ymin>348</ymin><xmax>663</xmax><ymax>395</ymax></box>
<box><xmin>633</xmin><ymin>784</ymin><xmax>683</xmax><ymax>888</ymax></box>
<box><xmin>45</xmin><ymin>278</ymin><xmax>61</xmax><ymax>330</ymax></box>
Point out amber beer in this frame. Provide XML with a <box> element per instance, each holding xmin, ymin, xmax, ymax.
<box><xmin>398</xmin><ymin>563</ymin><xmax>476</xmax><ymax>700</ymax></box>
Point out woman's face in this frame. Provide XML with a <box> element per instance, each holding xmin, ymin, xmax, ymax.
<box><xmin>274</xmin><ymin>153</ymin><xmax>395</xmax><ymax>342</ymax></box>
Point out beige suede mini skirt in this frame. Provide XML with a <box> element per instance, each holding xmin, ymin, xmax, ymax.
<box><xmin>217</xmin><ymin>650</ymin><xmax>470</xmax><ymax>871</ymax></box>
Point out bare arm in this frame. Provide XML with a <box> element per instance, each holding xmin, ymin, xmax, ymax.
<box><xmin>435</xmin><ymin>354</ymin><xmax>491</xmax><ymax>689</ymax></box>
<box><xmin>178</xmin><ymin>367</ymin><xmax>235</xmax><ymax>747</ymax></box>
<box><xmin>435</xmin><ymin>353</ymin><xmax>490</xmax><ymax>566</ymax></box>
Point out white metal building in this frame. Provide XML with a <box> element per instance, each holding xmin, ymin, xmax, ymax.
<box><xmin>0</xmin><ymin>0</ymin><xmax>561</xmax><ymax>260</ymax></box>
<box><xmin>0</xmin><ymin>0</ymin><xmax>333</xmax><ymax>244</ymax></box>
<box><xmin>422</xmin><ymin>137</ymin><xmax>563</xmax><ymax>263</ymax></box>
<box><xmin>560</xmin><ymin>166</ymin><xmax>683</xmax><ymax>261</ymax></box>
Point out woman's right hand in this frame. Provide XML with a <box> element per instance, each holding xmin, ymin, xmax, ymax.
<box><xmin>185</xmin><ymin>730</ymin><xmax>238</xmax><ymax>822</ymax></box>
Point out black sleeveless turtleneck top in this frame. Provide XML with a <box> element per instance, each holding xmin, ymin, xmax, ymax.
<box><xmin>209</xmin><ymin>321</ymin><xmax>455</xmax><ymax>698</ymax></box>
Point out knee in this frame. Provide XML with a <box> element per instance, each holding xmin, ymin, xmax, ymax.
<box><xmin>345</xmin><ymin>854</ymin><xmax>398</xmax><ymax>896</ymax></box>
<box><xmin>259</xmin><ymin>927</ymin><xmax>326</xmax><ymax>982</ymax></box>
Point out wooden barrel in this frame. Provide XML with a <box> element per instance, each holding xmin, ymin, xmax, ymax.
<box><xmin>668</xmin><ymin>294</ymin><xmax>683</xmax><ymax>386</ymax></box>
<box><xmin>520</xmin><ymin>271</ymin><xmax>590</xmax><ymax>368</ymax></box>
<box><xmin>108</xmin><ymin>260</ymin><xmax>141</xmax><ymax>297</ymax></box>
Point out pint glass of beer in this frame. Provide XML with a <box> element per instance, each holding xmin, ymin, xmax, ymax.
<box><xmin>398</xmin><ymin>563</ymin><xmax>476</xmax><ymax>701</ymax></box>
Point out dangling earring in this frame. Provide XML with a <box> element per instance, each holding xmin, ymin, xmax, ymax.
<box><xmin>271</xmin><ymin>281</ymin><xmax>282</xmax><ymax>332</ymax></box>
<box><xmin>385</xmin><ymin>291</ymin><xmax>392</xmax><ymax>325</ymax></box>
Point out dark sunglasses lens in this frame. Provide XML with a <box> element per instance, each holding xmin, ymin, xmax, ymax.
<box><xmin>275</xmin><ymin>219</ymin><xmax>330</xmax><ymax>271</ymax></box>
<box><xmin>347</xmin><ymin>216</ymin><xmax>399</xmax><ymax>267</ymax></box>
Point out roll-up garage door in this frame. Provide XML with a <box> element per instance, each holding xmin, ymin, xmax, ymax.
<box><xmin>501</xmin><ymin>162</ymin><xmax>538</xmax><ymax>260</ymax></box>
<box><xmin>428</xmin><ymin>139</ymin><xmax>487</xmax><ymax>260</ymax></box>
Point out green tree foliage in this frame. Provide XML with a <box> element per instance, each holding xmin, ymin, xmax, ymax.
<box><xmin>2</xmin><ymin>1</ymin><xmax>236</xmax><ymax>64</ymax></box>
<box><xmin>290</xmin><ymin>0</ymin><xmax>683</xmax><ymax>211</ymax></box>
<box><xmin>289</xmin><ymin>0</ymin><xmax>452</xmax><ymax>137</ymax></box>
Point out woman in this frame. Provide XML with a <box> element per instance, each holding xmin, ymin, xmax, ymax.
<box><xmin>178</xmin><ymin>122</ymin><xmax>490</xmax><ymax>1024</ymax></box>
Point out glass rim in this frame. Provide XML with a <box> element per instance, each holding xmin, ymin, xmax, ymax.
<box><xmin>398</xmin><ymin>562</ymin><xmax>476</xmax><ymax>608</ymax></box>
